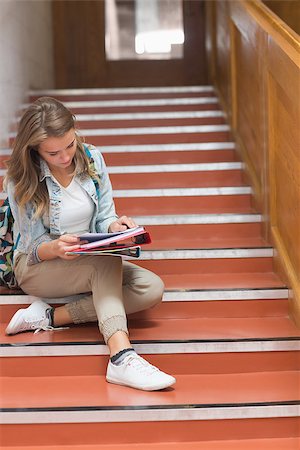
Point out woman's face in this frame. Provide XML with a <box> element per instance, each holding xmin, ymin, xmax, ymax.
<box><xmin>37</xmin><ymin>128</ymin><xmax>77</xmax><ymax>172</ymax></box>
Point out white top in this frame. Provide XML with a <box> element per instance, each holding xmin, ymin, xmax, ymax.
<box><xmin>43</xmin><ymin>177</ymin><xmax>94</xmax><ymax>234</ymax></box>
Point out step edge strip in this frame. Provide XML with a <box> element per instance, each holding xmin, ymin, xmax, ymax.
<box><xmin>100</xmin><ymin>142</ymin><xmax>236</xmax><ymax>152</ymax></box>
<box><xmin>1</xmin><ymin>340</ymin><xmax>300</xmax><ymax>357</ymax></box>
<box><xmin>74</xmin><ymin>110</ymin><xmax>225</xmax><ymax>120</ymax></box>
<box><xmin>107</xmin><ymin>162</ymin><xmax>243</xmax><ymax>173</ymax></box>
<box><xmin>0</xmin><ymin>162</ymin><xmax>245</xmax><ymax>177</ymax></box>
<box><xmin>113</xmin><ymin>187</ymin><xmax>252</xmax><ymax>197</ymax></box>
<box><xmin>0</xmin><ymin>289</ymin><xmax>289</xmax><ymax>305</ymax></box>
<box><xmin>28</xmin><ymin>86</ymin><xmax>215</xmax><ymax>95</ymax></box>
<box><xmin>21</xmin><ymin>97</ymin><xmax>219</xmax><ymax>109</ymax></box>
<box><xmin>139</xmin><ymin>248</ymin><xmax>273</xmax><ymax>259</ymax></box>
<box><xmin>0</xmin><ymin>142</ymin><xmax>237</xmax><ymax>155</ymax></box>
<box><xmin>135</xmin><ymin>214</ymin><xmax>262</xmax><ymax>224</ymax></box>
<box><xmin>1</xmin><ymin>403</ymin><xmax>299</xmax><ymax>424</ymax></box>
<box><xmin>9</xmin><ymin>124</ymin><xmax>230</xmax><ymax>139</ymax></box>
<box><xmin>77</xmin><ymin>124</ymin><xmax>230</xmax><ymax>136</ymax></box>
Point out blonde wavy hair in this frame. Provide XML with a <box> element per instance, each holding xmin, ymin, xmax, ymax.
<box><xmin>5</xmin><ymin>96</ymin><xmax>98</xmax><ymax>218</ymax></box>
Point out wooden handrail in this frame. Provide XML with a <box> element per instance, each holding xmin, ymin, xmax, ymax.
<box><xmin>246</xmin><ymin>0</ymin><xmax>300</xmax><ymax>63</ymax></box>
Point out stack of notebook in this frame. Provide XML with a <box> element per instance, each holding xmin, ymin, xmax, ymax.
<box><xmin>66</xmin><ymin>226</ymin><xmax>151</xmax><ymax>258</ymax></box>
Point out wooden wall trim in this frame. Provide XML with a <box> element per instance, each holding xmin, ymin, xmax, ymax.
<box><xmin>206</xmin><ymin>0</ymin><xmax>300</xmax><ymax>326</ymax></box>
<box><xmin>246</xmin><ymin>0</ymin><xmax>300</xmax><ymax>60</ymax></box>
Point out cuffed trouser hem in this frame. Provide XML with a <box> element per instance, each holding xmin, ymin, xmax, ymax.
<box><xmin>100</xmin><ymin>315</ymin><xmax>128</xmax><ymax>344</ymax></box>
<box><xmin>65</xmin><ymin>296</ymin><xmax>97</xmax><ymax>324</ymax></box>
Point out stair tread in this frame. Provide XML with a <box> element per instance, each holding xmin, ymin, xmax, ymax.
<box><xmin>1</xmin><ymin>438</ymin><xmax>299</xmax><ymax>450</ymax></box>
<box><xmin>161</xmin><ymin>272</ymin><xmax>285</xmax><ymax>289</ymax></box>
<box><xmin>148</xmin><ymin>238</ymin><xmax>269</xmax><ymax>249</ymax></box>
<box><xmin>109</xmin><ymin>173</ymin><xmax>246</xmax><ymax>189</ymax></box>
<box><xmin>2</xmin><ymin>316</ymin><xmax>299</xmax><ymax>346</ymax></box>
<box><xmin>1</xmin><ymin>371</ymin><xmax>299</xmax><ymax>409</ymax></box>
<box><xmin>0</xmin><ymin>273</ymin><xmax>285</xmax><ymax>296</ymax></box>
<box><xmin>104</xmin><ymin>150</ymin><xmax>238</xmax><ymax>165</ymax></box>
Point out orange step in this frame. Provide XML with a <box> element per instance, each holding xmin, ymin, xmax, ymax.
<box><xmin>136</xmin><ymin>256</ymin><xmax>274</xmax><ymax>275</ymax></box>
<box><xmin>159</xmin><ymin>272</ymin><xmax>284</xmax><ymax>290</ymax></box>
<box><xmin>1</xmin><ymin>437</ymin><xmax>300</xmax><ymax>450</ymax></box>
<box><xmin>29</xmin><ymin>91</ymin><xmax>217</xmax><ymax>102</ymax></box>
<box><xmin>147</xmin><ymin>238</ymin><xmax>268</xmax><ymax>250</ymax></box>
<box><xmin>0</xmin><ymin>170</ymin><xmax>247</xmax><ymax>192</ymax></box>
<box><xmin>0</xmin><ymin>269</ymin><xmax>284</xmax><ymax>293</ymax></box>
<box><xmin>103</xmin><ymin>149</ymin><xmax>238</xmax><ymax>166</ymax></box>
<box><xmin>0</xmin><ymin>297</ymin><xmax>288</xmax><ymax>324</ymax></box>
<box><xmin>84</xmin><ymin>131</ymin><xmax>231</xmax><ymax>146</ymax></box>
<box><xmin>1</xmin><ymin>418</ymin><xmax>299</xmax><ymax>447</ymax></box>
<box><xmin>115</xmin><ymin>195</ymin><xmax>252</xmax><ymax>216</ymax></box>
<box><xmin>2</xmin><ymin>316</ymin><xmax>299</xmax><ymax>346</ymax></box>
<box><xmin>110</xmin><ymin>170</ymin><xmax>244</xmax><ymax>189</ymax></box>
<box><xmin>52</xmin><ymin>102</ymin><xmax>222</xmax><ymax>115</ymax></box>
<box><xmin>77</xmin><ymin>116</ymin><xmax>226</xmax><ymax>129</ymax></box>
<box><xmin>2</xmin><ymin>351</ymin><xmax>300</xmax><ymax>378</ymax></box>
<box><xmin>1</xmin><ymin>371</ymin><xmax>299</xmax><ymax>409</ymax></box>
<box><xmin>145</xmin><ymin>222</ymin><xmax>267</xmax><ymax>249</ymax></box>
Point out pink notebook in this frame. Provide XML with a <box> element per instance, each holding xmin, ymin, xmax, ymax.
<box><xmin>79</xmin><ymin>226</ymin><xmax>151</xmax><ymax>250</ymax></box>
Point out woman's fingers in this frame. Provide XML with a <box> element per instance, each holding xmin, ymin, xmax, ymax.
<box><xmin>118</xmin><ymin>216</ymin><xmax>137</xmax><ymax>229</ymax></box>
<box><xmin>59</xmin><ymin>234</ymin><xmax>80</xmax><ymax>244</ymax></box>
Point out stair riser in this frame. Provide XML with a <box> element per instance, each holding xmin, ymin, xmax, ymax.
<box><xmin>52</xmin><ymin>104</ymin><xmax>222</xmax><ymax>115</ymax></box>
<box><xmin>0</xmin><ymin>174</ymin><xmax>243</xmax><ymax>195</ymax></box>
<box><xmin>115</xmin><ymin>195</ymin><xmax>251</xmax><ymax>215</ymax></box>
<box><xmin>0</xmin><ymin>150</ymin><xmax>237</xmax><ymax>169</ymax></box>
<box><xmin>0</xmin><ymin>171</ymin><xmax>245</xmax><ymax>192</ymax></box>
<box><xmin>2</xmin><ymin>351</ymin><xmax>299</xmax><ymax>377</ymax></box>
<box><xmin>146</xmin><ymin>223</ymin><xmax>263</xmax><ymax>243</ymax></box>
<box><xmin>110</xmin><ymin>171</ymin><xmax>244</xmax><ymax>189</ymax></box>
<box><xmin>77</xmin><ymin>117</ymin><xmax>226</xmax><ymax>129</ymax></box>
<box><xmin>29</xmin><ymin>92</ymin><xmax>217</xmax><ymax>102</ymax></box>
<box><xmin>0</xmin><ymin>299</ymin><xmax>288</xmax><ymax>323</ymax></box>
<box><xmin>8</xmin><ymin>131</ymin><xmax>231</xmax><ymax>149</ymax></box>
<box><xmin>104</xmin><ymin>150</ymin><xmax>237</xmax><ymax>166</ymax></box>
<box><xmin>1</xmin><ymin>418</ymin><xmax>299</xmax><ymax>446</ymax></box>
<box><xmin>133</xmin><ymin>258</ymin><xmax>274</xmax><ymax>275</ymax></box>
<box><xmin>78</xmin><ymin>132</ymin><xmax>231</xmax><ymax>146</ymax></box>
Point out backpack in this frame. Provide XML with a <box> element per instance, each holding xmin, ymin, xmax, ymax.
<box><xmin>0</xmin><ymin>197</ymin><xmax>19</xmax><ymax>288</ymax></box>
<box><xmin>0</xmin><ymin>146</ymin><xmax>99</xmax><ymax>289</ymax></box>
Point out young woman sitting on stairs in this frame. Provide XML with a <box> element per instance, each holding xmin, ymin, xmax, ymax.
<box><xmin>4</xmin><ymin>96</ymin><xmax>175</xmax><ymax>392</ymax></box>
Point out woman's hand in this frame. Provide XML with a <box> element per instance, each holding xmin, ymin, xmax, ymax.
<box><xmin>50</xmin><ymin>234</ymin><xmax>83</xmax><ymax>260</ymax></box>
<box><xmin>109</xmin><ymin>216</ymin><xmax>137</xmax><ymax>232</ymax></box>
<box><xmin>38</xmin><ymin>234</ymin><xmax>84</xmax><ymax>261</ymax></box>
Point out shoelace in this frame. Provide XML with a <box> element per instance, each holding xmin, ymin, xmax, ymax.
<box><xmin>33</xmin><ymin>325</ymin><xmax>70</xmax><ymax>334</ymax></box>
<box><xmin>26</xmin><ymin>308</ymin><xmax>69</xmax><ymax>334</ymax></box>
<box><xmin>126</xmin><ymin>355</ymin><xmax>160</xmax><ymax>375</ymax></box>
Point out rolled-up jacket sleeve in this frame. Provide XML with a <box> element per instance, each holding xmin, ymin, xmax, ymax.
<box><xmin>6</xmin><ymin>181</ymin><xmax>52</xmax><ymax>265</ymax></box>
<box><xmin>92</xmin><ymin>151</ymin><xmax>118</xmax><ymax>233</ymax></box>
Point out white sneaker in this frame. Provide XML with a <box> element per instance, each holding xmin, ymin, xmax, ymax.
<box><xmin>106</xmin><ymin>353</ymin><xmax>176</xmax><ymax>391</ymax></box>
<box><xmin>5</xmin><ymin>300</ymin><xmax>60</xmax><ymax>335</ymax></box>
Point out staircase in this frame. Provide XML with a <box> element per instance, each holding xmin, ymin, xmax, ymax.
<box><xmin>0</xmin><ymin>86</ymin><xmax>299</xmax><ymax>449</ymax></box>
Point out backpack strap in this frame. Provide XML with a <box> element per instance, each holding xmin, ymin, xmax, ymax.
<box><xmin>83</xmin><ymin>144</ymin><xmax>100</xmax><ymax>196</ymax></box>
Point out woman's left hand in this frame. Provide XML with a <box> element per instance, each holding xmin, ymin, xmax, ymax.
<box><xmin>109</xmin><ymin>216</ymin><xmax>137</xmax><ymax>232</ymax></box>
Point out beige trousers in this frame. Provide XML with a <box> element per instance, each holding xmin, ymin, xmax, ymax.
<box><xmin>14</xmin><ymin>254</ymin><xmax>164</xmax><ymax>343</ymax></box>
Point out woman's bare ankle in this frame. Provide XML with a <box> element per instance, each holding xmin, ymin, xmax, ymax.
<box><xmin>53</xmin><ymin>306</ymin><xmax>73</xmax><ymax>326</ymax></box>
<box><xmin>107</xmin><ymin>330</ymin><xmax>132</xmax><ymax>357</ymax></box>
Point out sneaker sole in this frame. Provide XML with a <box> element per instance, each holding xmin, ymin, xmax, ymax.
<box><xmin>5</xmin><ymin>309</ymin><xmax>26</xmax><ymax>335</ymax></box>
<box><xmin>106</xmin><ymin>375</ymin><xmax>176</xmax><ymax>391</ymax></box>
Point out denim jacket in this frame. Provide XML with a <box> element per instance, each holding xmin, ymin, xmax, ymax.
<box><xmin>6</xmin><ymin>144</ymin><xmax>118</xmax><ymax>266</ymax></box>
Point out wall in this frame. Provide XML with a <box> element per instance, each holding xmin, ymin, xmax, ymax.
<box><xmin>206</xmin><ymin>0</ymin><xmax>300</xmax><ymax>325</ymax></box>
<box><xmin>0</xmin><ymin>0</ymin><xmax>54</xmax><ymax>149</ymax></box>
